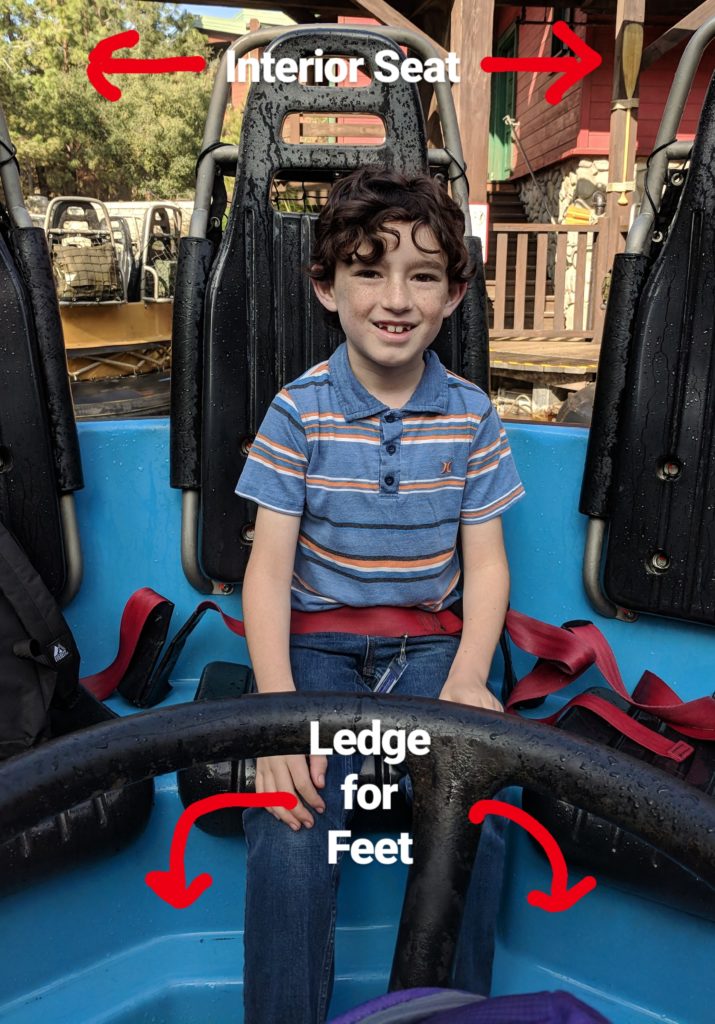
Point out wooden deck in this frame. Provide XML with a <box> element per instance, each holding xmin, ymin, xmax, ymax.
<box><xmin>489</xmin><ymin>335</ymin><xmax>599</xmax><ymax>417</ymax></box>
<box><xmin>489</xmin><ymin>336</ymin><xmax>600</xmax><ymax>377</ymax></box>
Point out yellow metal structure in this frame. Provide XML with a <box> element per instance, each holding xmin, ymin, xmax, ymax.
<box><xmin>60</xmin><ymin>300</ymin><xmax>173</xmax><ymax>352</ymax></box>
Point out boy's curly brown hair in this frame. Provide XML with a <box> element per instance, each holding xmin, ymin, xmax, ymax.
<box><xmin>310</xmin><ymin>169</ymin><xmax>475</xmax><ymax>287</ymax></box>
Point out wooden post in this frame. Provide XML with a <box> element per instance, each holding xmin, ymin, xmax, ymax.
<box><xmin>603</xmin><ymin>0</ymin><xmax>646</xmax><ymax>281</ymax></box>
<box><xmin>450</xmin><ymin>0</ymin><xmax>494</xmax><ymax>202</ymax></box>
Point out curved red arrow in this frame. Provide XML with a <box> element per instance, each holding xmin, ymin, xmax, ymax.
<box><xmin>469</xmin><ymin>799</ymin><xmax>596</xmax><ymax>911</ymax></box>
<box><xmin>145</xmin><ymin>791</ymin><xmax>298</xmax><ymax>909</ymax></box>
<box><xmin>87</xmin><ymin>29</ymin><xmax>207</xmax><ymax>102</ymax></box>
<box><xmin>481</xmin><ymin>22</ymin><xmax>602</xmax><ymax>105</ymax></box>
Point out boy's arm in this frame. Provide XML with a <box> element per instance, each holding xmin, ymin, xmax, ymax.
<box><xmin>439</xmin><ymin>517</ymin><xmax>509</xmax><ymax>711</ymax></box>
<box><xmin>243</xmin><ymin>506</ymin><xmax>327</xmax><ymax>829</ymax></box>
<box><xmin>243</xmin><ymin>505</ymin><xmax>300</xmax><ymax>693</ymax></box>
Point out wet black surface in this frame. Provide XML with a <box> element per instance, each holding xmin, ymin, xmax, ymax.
<box><xmin>0</xmin><ymin>693</ymin><xmax>712</xmax><ymax>989</ymax></box>
<box><xmin>72</xmin><ymin>369</ymin><xmax>171</xmax><ymax>420</ymax></box>
<box><xmin>0</xmin><ymin>220</ymin><xmax>68</xmax><ymax>596</ymax></box>
<box><xmin>588</xmin><ymin>71</ymin><xmax>715</xmax><ymax>624</ymax></box>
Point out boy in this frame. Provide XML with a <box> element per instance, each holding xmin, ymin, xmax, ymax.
<box><xmin>236</xmin><ymin>169</ymin><xmax>524</xmax><ymax>1023</ymax></box>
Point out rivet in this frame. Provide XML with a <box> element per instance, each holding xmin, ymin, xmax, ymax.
<box><xmin>650</xmin><ymin>551</ymin><xmax>670</xmax><ymax>572</ymax></box>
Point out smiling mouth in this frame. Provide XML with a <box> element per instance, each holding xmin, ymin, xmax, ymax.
<box><xmin>374</xmin><ymin>322</ymin><xmax>415</xmax><ymax>334</ymax></box>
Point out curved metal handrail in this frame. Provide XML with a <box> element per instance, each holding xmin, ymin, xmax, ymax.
<box><xmin>628</xmin><ymin>17</ymin><xmax>715</xmax><ymax>254</ymax></box>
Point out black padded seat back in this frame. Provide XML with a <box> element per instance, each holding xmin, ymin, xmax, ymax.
<box><xmin>0</xmin><ymin>217</ymin><xmax>69</xmax><ymax>596</ymax></box>
<box><xmin>200</xmin><ymin>28</ymin><xmax>488</xmax><ymax>584</ymax></box>
<box><xmin>603</xmin><ymin>71</ymin><xmax>715</xmax><ymax>623</ymax></box>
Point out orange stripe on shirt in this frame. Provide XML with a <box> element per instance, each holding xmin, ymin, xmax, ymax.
<box><xmin>304</xmin><ymin>431</ymin><xmax>380</xmax><ymax>443</ymax></box>
<box><xmin>400</xmin><ymin>479</ymin><xmax>465</xmax><ymax>491</ymax></box>
<box><xmin>461</xmin><ymin>484</ymin><xmax>525</xmax><ymax>519</ymax></box>
<box><xmin>249</xmin><ymin>451</ymin><xmax>306</xmax><ymax>479</ymax></box>
<box><xmin>306</xmin><ymin>477</ymin><xmax>378</xmax><ymax>491</ymax></box>
<box><xmin>253</xmin><ymin>434</ymin><xmax>307</xmax><ymax>463</ymax></box>
<box><xmin>299</xmin><ymin>534</ymin><xmax>452</xmax><ymax>572</ymax></box>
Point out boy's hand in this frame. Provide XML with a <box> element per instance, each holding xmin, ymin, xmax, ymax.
<box><xmin>439</xmin><ymin>674</ymin><xmax>503</xmax><ymax>712</ymax></box>
<box><xmin>255</xmin><ymin>753</ymin><xmax>327</xmax><ymax>830</ymax></box>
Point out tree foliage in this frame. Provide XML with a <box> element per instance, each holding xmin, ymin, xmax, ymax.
<box><xmin>0</xmin><ymin>0</ymin><xmax>217</xmax><ymax>199</ymax></box>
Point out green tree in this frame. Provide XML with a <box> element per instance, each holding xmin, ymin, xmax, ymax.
<box><xmin>0</xmin><ymin>0</ymin><xmax>217</xmax><ymax>198</ymax></box>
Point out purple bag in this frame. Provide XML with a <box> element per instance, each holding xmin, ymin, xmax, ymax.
<box><xmin>330</xmin><ymin>988</ymin><xmax>611</xmax><ymax>1024</ymax></box>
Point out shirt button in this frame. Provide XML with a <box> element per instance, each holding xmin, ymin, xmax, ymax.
<box><xmin>385</xmin><ymin>475</ymin><xmax>395</xmax><ymax>486</ymax></box>
<box><xmin>385</xmin><ymin>413</ymin><xmax>396</xmax><ymax>423</ymax></box>
<box><xmin>386</xmin><ymin>444</ymin><xmax>396</xmax><ymax>454</ymax></box>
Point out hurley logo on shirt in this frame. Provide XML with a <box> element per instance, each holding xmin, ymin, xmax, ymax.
<box><xmin>440</xmin><ymin>460</ymin><xmax>453</xmax><ymax>475</ymax></box>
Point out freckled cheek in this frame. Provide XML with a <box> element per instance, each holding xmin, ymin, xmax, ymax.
<box><xmin>419</xmin><ymin>300</ymin><xmax>447</xmax><ymax>321</ymax></box>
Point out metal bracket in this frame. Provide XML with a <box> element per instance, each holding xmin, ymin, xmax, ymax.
<box><xmin>583</xmin><ymin>519</ymin><xmax>637</xmax><ymax>623</ymax></box>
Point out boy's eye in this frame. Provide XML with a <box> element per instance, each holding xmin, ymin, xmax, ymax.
<box><xmin>414</xmin><ymin>273</ymin><xmax>439</xmax><ymax>282</ymax></box>
<box><xmin>354</xmin><ymin>269</ymin><xmax>381</xmax><ymax>278</ymax></box>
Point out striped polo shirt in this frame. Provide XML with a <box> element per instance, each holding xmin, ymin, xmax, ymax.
<box><xmin>236</xmin><ymin>342</ymin><xmax>524</xmax><ymax>612</ymax></box>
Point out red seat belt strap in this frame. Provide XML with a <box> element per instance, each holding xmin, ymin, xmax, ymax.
<box><xmin>82</xmin><ymin>588</ymin><xmax>172</xmax><ymax>701</ymax></box>
<box><xmin>504</xmin><ymin>609</ymin><xmax>715</xmax><ymax>760</ymax></box>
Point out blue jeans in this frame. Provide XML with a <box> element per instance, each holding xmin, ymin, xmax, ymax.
<box><xmin>243</xmin><ymin>632</ymin><xmax>504</xmax><ymax>1024</ymax></box>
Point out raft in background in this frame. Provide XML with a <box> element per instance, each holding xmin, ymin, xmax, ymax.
<box><xmin>45</xmin><ymin>196</ymin><xmax>181</xmax><ymax>406</ymax></box>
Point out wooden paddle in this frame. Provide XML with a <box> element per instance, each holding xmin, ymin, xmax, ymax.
<box><xmin>619</xmin><ymin>23</ymin><xmax>644</xmax><ymax>206</ymax></box>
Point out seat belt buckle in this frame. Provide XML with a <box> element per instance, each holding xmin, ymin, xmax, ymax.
<box><xmin>667</xmin><ymin>739</ymin><xmax>694</xmax><ymax>763</ymax></box>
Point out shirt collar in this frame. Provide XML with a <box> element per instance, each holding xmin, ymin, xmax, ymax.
<box><xmin>329</xmin><ymin>342</ymin><xmax>449</xmax><ymax>422</ymax></box>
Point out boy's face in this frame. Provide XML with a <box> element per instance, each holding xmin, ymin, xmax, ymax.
<box><xmin>312</xmin><ymin>221</ymin><xmax>467</xmax><ymax>381</ymax></box>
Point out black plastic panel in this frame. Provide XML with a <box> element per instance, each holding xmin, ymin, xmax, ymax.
<box><xmin>0</xmin><ymin>687</ymin><xmax>153</xmax><ymax>894</ymax></box>
<box><xmin>579</xmin><ymin>253</ymin><xmax>649</xmax><ymax>519</ymax></box>
<box><xmin>170</xmin><ymin>237</ymin><xmax>214</xmax><ymax>490</ymax></box>
<box><xmin>524</xmin><ymin>688</ymin><xmax>715</xmax><ymax>921</ymax></box>
<box><xmin>603</xmin><ymin>73</ymin><xmax>715</xmax><ymax>623</ymax></box>
<box><xmin>12</xmin><ymin>227</ymin><xmax>83</xmax><ymax>494</ymax></box>
<box><xmin>199</xmin><ymin>28</ymin><xmax>488</xmax><ymax>583</ymax></box>
<box><xmin>0</xmin><ymin>221</ymin><xmax>66</xmax><ymax>596</ymax></box>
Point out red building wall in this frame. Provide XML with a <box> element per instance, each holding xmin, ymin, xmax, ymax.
<box><xmin>502</xmin><ymin>10</ymin><xmax>713</xmax><ymax>178</ymax></box>
<box><xmin>578</xmin><ymin>23</ymin><xmax>712</xmax><ymax>160</ymax></box>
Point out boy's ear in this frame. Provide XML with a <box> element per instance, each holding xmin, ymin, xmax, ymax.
<box><xmin>311</xmin><ymin>275</ymin><xmax>338</xmax><ymax>312</ymax></box>
<box><xmin>444</xmin><ymin>280</ymin><xmax>469</xmax><ymax>317</ymax></box>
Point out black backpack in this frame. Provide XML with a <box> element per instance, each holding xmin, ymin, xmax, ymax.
<box><xmin>0</xmin><ymin>519</ymin><xmax>80</xmax><ymax>761</ymax></box>
<box><xmin>0</xmin><ymin>518</ymin><xmax>159</xmax><ymax>892</ymax></box>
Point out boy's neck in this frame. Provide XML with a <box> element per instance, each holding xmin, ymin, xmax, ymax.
<box><xmin>345</xmin><ymin>346</ymin><xmax>426</xmax><ymax>411</ymax></box>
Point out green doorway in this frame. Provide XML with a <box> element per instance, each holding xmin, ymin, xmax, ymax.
<box><xmin>488</xmin><ymin>25</ymin><xmax>517</xmax><ymax>181</ymax></box>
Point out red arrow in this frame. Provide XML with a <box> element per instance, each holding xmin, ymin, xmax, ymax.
<box><xmin>87</xmin><ymin>29</ymin><xmax>206</xmax><ymax>102</ymax></box>
<box><xmin>146</xmin><ymin>791</ymin><xmax>298</xmax><ymax>909</ymax></box>
<box><xmin>469</xmin><ymin>799</ymin><xmax>596</xmax><ymax>911</ymax></box>
<box><xmin>480</xmin><ymin>22</ymin><xmax>602</xmax><ymax>105</ymax></box>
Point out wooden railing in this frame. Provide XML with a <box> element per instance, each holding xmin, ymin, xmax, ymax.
<box><xmin>487</xmin><ymin>222</ymin><xmax>608</xmax><ymax>340</ymax></box>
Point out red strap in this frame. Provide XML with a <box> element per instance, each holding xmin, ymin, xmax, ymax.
<box><xmin>504</xmin><ymin>609</ymin><xmax>715</xmax><ymax>759</ymax></box>
<box><xmin>631</xmin><ymin>671</ymin><xmax>715</xmax><ymax>740</ymax></box>
<box><xmin>83</xmin><ymin>596</ymin><xmax>463</xmax><ymax>703</ymax></box>
<box><xmin>505</xmin><ymin>610</ymin><xmax>631</xmax><ymax>701</ymax></box>
<box><xmin>82</xmin><ymin>588</ymin><xmax>170</xmax><ymax>701</ymax></box>
<box><xmin>289</xmin><ymin>605</ymin><xmax>463</xmax><ymax>637</ymax></box>
<box><xmin>535</xmin><ymin>692</ymin><xmax>694</xmax><ymax>763</ymax></box>
<box><xmin>183</xmin><ymin>602</ymin><xmax>463</xmax><ymax>639</ymax></box>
